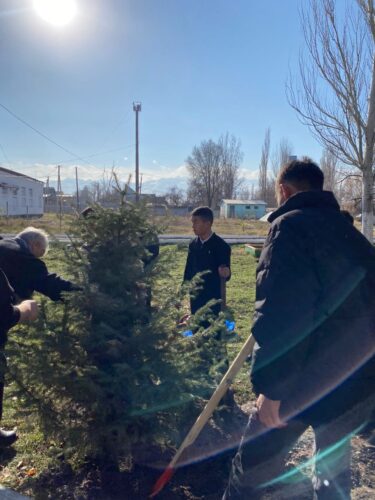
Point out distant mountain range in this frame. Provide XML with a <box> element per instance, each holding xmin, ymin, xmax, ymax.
<box><xmin>58</xmin><ymin>174</ymin><xmax>257</xmax><ymax>197</ymax></box>
<box><xmin>59</xmin><ymin>176</ymin><xmax>189</xmax><ymax>195</ymax></box>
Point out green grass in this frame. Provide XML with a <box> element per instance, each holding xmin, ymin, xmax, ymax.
<box><xmin>0</xmin><ymin>244</ymin><xmax>258</xmax><ymax>494</ymax></box>
<box><xmin>158</xmin><ymin>244</ymin><xmax>257</xmax><ymax>403</ymax></box>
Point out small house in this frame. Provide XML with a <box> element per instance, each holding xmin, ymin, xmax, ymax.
<box><xmin>0</xmin><ymin>167</ymin><xmax>44</xmax><ymax>216</ymax></box>
<box><xmin>220</xmin><ymin>199</ymin><xmax>267</xmax><ymax>219</ymax></box>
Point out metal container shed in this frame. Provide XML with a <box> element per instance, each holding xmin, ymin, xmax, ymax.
<box><xmin>220</xmin><ymin>199</ymin><xmax>267</xmax><ymax>219</ymax></box>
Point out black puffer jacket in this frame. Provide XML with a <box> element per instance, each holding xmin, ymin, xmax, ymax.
<box><xmin>251</xmin><ymin>191</ymin><xmax>375</xmax><ymax>420</ymax></box>
<box><xmin>0</xmin><ymin>268</ymin><xmax>20</xmax><ymax>345</ymax></box>
<box><xmin>0</xmin><ymin>237</ymin><xmax>76</xmax><ymax>302</ymax></box>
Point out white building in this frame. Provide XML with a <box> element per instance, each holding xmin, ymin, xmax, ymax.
<box><xmin>0</xmin><ymin>167</ymin><xmax>44</xmax><ymax>216</ymax></box>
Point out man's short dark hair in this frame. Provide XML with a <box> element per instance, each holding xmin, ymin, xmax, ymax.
<box><xmin>277</xmin><ymin>158</ymin><xmax>324</xmax><ymax>191</ymax></box>
<box><xmin>191</xmin><ymin>206</ymin><xmax>214</xmax><ymax>223</ymax></box>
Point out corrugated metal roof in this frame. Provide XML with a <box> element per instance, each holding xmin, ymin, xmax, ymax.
<box><xmin>0</xmin><ymin>166</ymin><xmax>43</xmax><ymax>184</ymax></box>
<box><xmin>221</xmin><ymin>199</ymin><xmax>267</xmax><ymax>205</ymax></box>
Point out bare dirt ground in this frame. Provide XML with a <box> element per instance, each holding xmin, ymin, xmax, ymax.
<box><xmin>24</xmin><ymin>402</ymin><xmax>374</xmax><ymax>499</ymax></box>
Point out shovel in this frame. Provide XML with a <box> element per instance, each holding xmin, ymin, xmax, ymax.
<box><xmin>150</xmin><ymin>332</ymin><xmax>256</xmax><ymax>497</ymax></box>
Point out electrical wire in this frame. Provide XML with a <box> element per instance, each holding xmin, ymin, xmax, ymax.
<box><xmin>0</xmin><ymin>101</ymin><xmax>136</xmax><ymax>168</ymax></box>
<box><xmin>57</xmin><ymin>143</ymin><xmax>135</xmax><ymax>165</ymax></box>
<box><xmin>0</xmin><ymin>101</ymin><xmax>96</xmax><ymax>166</ymax></box>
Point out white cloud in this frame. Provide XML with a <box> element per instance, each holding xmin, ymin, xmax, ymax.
<box><xmin>3</xmin><ymin>161</ymin><xmax>189</xmax><ymax>184</ymax></box>
<box><xmin>239</xmin><ymin>168</ymin><xmax>258</xmax><ymax>181</ymax></box>
<box><xmin>3</xmin><ymin>162</ymin><xmax>254</xmax><ymax>194</ymax></box>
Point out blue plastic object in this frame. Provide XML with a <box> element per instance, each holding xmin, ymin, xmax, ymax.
<box><xmin>182</xmin><ymin>330</ymin><xmax>193</xmax><ymax>337</ymax></box>
<box><xmin>225</xmin><ymin>320</ymin><xmax>236</xmax><ymax>332</ymax></box>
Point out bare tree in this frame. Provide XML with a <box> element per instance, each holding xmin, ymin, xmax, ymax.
<box><xmin>268</xmin><ymin>138</ymin><xmax>294</xmax><ymax>207</ymax></box>
<box><xmin>238</xmin><ymin>184</ymin><xmax>251</xmax><ymax>200</ymax></box>
<box><xmin>258</xmin><ymin>128</ymin><xmax>271</xmax><ymax>202</ymax></box>
<box><xmin>186</xmin><ymin>134</ymin><xmax>244</xmax><ymax>208</ymax></box>
<box><xmin>219</xmin><ymin>133</ymin><xmax>244</xmax><ymax>199</ymax></box>
<box><xmin>287</xmin><ymin>0</ymin><xmax>375</xmax><ymax>240</ymax></box>
<box><xmin>339</xmin><ymin>172</ymin><xmax>363</xmax><ymax>212</ymax></box>
<box><xmin>320</xmin><ymin>147</ymin><xmax>339</xmax><ymax>193</ymax></box>
<box><xmin>165</xmin><ymin>186</ymin><xmax>185</xmax><ymax>206</ymax></box>
<box><xmin>271</xmin><ymin>138</ymin><xmax>294</xmax><ymax>178</ymax></box>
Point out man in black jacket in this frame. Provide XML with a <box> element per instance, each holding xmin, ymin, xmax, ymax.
<box><xmin>224</xmin><ymin>159</ymin><xmax>375</xmax><ymax>499</ymax></box>
<box><xmin>0</xmin><ymin>268</ymin><xmax>38</xmax><ymax>446</ymax></box>
<box><xmin>0</xmin><ymin>227</ymin><xmax>77</xmax><ymax>302</ymax></box>
<box><xmin>184</xmin><ymin>206</ymin><xmax>231</xmax><ymax>318</ymax></box>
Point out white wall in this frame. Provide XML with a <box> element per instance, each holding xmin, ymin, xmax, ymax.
<box><xmin>0</xmin><ymin>174</ymin><xmax>44</xmax><ymax>216</ymax></box>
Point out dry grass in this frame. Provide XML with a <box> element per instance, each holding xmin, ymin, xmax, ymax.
<box><xmin>153</xmin><ymin>215</ymin><xmax>270</xmax><ymax>236</ymax></box>
<box><xmin>0</xmin><ymin>213</ymin><xmax>271</xmax><ymax>237</ymax></box>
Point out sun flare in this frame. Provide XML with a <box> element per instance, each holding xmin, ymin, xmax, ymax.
<box><xmin>33</xmin><ymin>0</ymin><xmax>77</xmax><ymax>27</ymax></box>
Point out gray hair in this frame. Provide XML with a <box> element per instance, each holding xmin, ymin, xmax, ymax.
<box><xmin>17</xmin><ymin>227</ymin><xmax>49</xmax><ymax>255</ymax></box>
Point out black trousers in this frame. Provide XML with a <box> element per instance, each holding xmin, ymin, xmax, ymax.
<box><xmin>0</xmin><ymin>349</ymin><xmax>6</xmax><ymax>420</ymax></box>
<box><xmin>223</xmin><ymin>391</ymin><xmax>375</xmax><ymax>500</ymax></box>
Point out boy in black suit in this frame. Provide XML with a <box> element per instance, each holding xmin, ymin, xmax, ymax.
<box><xmin>184</xmin><ymin>206</ymin><xmax>231</xmax><ymax>318</ymax></box>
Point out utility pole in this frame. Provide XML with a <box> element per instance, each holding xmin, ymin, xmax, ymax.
<box><xmin>57</xmin><ymin>165</ymin><xmax>62</xmax><ymax>230</ymax></box>
<box><xmin>75</xmin><ymin>166</ymin><xmax>80</xmax><ymax>211</ymax></box>
<box><xmin>133</xmin><ymin>102</ymin><xmax>142</xmax><ymax>202</ymax></box>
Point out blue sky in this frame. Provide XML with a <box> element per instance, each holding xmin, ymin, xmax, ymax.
<box><xmin>0</xmin><ymin>0</ymin><xmax>325</xmax><ymax>193</ymax></box>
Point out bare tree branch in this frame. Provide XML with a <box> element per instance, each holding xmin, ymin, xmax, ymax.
<box><xmin>286</xmin><ymin>0</ymin><xmax>375</xmax><ymax>239</ymax></box>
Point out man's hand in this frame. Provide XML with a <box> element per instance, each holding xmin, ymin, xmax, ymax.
<box><xmin>16</xmin><ymin>300</ymin><xmax>39</xmax><ymax>322</ymax></box>
<box><xmin>218</xmin><ymin>265</ymin><xmax>230</xmax><ymax>279</ymax></box>
<box><xmin>256</xmin><ymin>394</ymin><xmax>287</xmax><ymax>429</ymax></box>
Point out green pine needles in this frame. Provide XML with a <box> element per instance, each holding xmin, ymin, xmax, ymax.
<box><xmin>7</xmin><ymin>201</ymin><xmax>227</xmax><ymax>469</ymax></box>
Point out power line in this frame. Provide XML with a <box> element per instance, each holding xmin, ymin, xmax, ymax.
<box><xmin>0</xmin><ymin>101</ymin><xmax>93</xmax><ymax>165</ymax></box>
<box><xmin>0</xmin><ymin>101</ymin><xmax>136</xmax><ymax>167</ymax></box>
<box><xmin>94</xmin><ymin>110</ymin><xmax>132</xmax><ymax>152</ymax></box>
<box><xmin>57</xmin><ymin>143</ymin><xmax>135</xmax><ymax>165</ymax></box>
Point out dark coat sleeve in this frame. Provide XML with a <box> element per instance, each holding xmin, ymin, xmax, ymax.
<box><xmin>28</xmin><ymin>258</ymin><xmax>76</xmax><ymax>302</ymax></box>
<box><xmin>250</xmin><ymin>220</ymin><xmax>319</xmax><ymax>401</ymax></box>
<box><xmin>0</xmin><ymin>269</ymin><xmax>20</xmax><ymax>340</ymax></box>
<box><xmin>216</xmin><ymin>238</ymin><xmax>231</xmax><ymax>280</ymax></box>
<box><xmin>146</xmin><ymin>243</ymin><xmax>159</xmax><ymax>261</ymax></box>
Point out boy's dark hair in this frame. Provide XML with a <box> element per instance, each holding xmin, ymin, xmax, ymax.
<box><xmin>277</xmin><ymin>158</ymin><xmax>324</xmax><ymax>191</ymax></box>
<box><xmin>191</xmin><ymin>206</ymin><xmax>214</xmax><ymax>223</ymax></box>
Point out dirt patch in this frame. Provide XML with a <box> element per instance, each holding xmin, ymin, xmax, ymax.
<box><xmin>19</xmin><ymin>405</ymin><xmax>375</xmax><ymax>499</ymax></box>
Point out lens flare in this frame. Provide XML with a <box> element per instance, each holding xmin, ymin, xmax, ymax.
<box><xmin>33</xmin><ymin>0</ymin><xmax>77</xmax><ymax>27</ymax></box>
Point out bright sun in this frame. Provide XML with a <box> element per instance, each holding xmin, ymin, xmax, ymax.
<box><xmin>33</xmin><ymin>0</ymin><xmax>77</xmax><ymax>27</ymax></box>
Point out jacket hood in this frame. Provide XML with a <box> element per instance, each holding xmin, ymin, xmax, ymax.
<box><xmin>268</xmin><ymin>190</ymin><xmax>340</xmax><ymax>223</ymax></box>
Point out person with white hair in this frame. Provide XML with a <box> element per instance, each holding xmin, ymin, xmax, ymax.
<box><xmin>0</xmin><ymin>226</ymin><xmax>78</xmax><ymax>302</ymax></box>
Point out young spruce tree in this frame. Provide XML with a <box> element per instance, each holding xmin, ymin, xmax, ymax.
<box><xmin>7</xmin><ymin>196</ymin><xmax>225</xmax><ymax>470</ymax></box>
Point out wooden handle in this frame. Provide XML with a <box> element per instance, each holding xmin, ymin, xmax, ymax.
<box><xmin>169</xmin><ymin>333</ymin><xmax>255</xmax><ymax>468</ymax></box>
<box><xmin>150</xmin><ymin>334</ymin><xmax>256</xmax><ymax>497</ymax></box>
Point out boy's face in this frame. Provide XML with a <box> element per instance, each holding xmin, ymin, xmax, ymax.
<box><xmin>191</xmin><ymin>215</ymin><xmax>212</xmax><ymax>238</ymax></box>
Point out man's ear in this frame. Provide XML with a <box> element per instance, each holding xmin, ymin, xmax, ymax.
<box><xmin>280</xmin><ymin>183</ymin><xmax>296</xmax><ymax>201</ymax></box>
<box><xmin>30</xmin><ymin>241</ymin><xmax>44</xmax><ymax>257</ymax></box>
